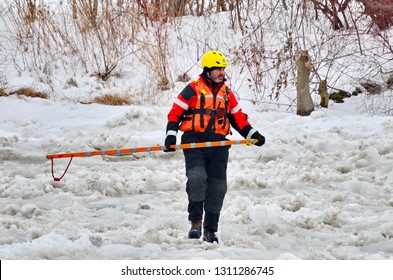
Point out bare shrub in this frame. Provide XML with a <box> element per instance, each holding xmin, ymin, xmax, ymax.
<box><xmin>230</xmin><ymin>0</ymin><xmax>391</xmax><ymax>114</ymax></box>
<box><xmin>3</xmin><ymin>1</ymin><xmax>140</xmax><ymax>86</ymax></box>
<box><xmin>66</xmin><ymin>0</ymin><xmax>139</xmax><ymax>81</ymax></box>
<box><xmin>232</xmin><ymin>2</ymin><xmax>298</xmax><ymax>106</ymax></box>
<box><xmin>358</xmin><ymin>89</ymin><xmax>393</xmax><ymax>116</ymax></box>
<box><xmin>311</xmin><ymin>0</ymin><xmax>351</xmax><ymax>30</ymax></box>
<box><xmin>134</xmin><ymin>1</ymin><xmax>173</xmax><ymax>90</ymax></box>
<box><xmin>2</xmin><ymin>0</ymin><xmax>392</xmax><ymax>114</ymax></box>
<box><xmin>356</xmin><ymin>0</ymin><xmax>393</xmax><ymax>31</ymax></box>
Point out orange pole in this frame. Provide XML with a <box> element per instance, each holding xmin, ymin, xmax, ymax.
<box><xmin>46</xmin><ymin>139</ymin><xmax>257</xmax><ymax>160</ymax></box>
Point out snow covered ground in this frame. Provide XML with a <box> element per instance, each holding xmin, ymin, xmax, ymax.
<box><xmin>1</xmin><ymin>94</ymin><xmax>393</xmax><ymax>261</ymax></box>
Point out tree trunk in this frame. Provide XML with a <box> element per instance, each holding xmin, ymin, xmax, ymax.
<box><xmin>197</xmin><ymin>0</ymin><xmax>204</xmax><ymax>16</ymax></box>
<box><xmin>216</xmin><ymin>0</ymin><xmax>227</xmax><ymax>12</ymax></box>
<box><xmin>318</xmin><ymin>79</ymin><xmax>329</xmax><ymax>108</ymax></box>
<box><xmin>72</xmin><ymin>0</ymin><xmax>77</xmax><ymax>19</ymax></box>
<box><xmin>296</xmin><ymin>50</ymin><xmax>314</xmax><ymax>116</ymax></box>
<box><xmin>282</xmin><ymin>0</ymin><xmax>288</xmax><ymax>10</ymax></box>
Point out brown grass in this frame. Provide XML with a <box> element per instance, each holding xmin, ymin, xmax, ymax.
<box><xmin>11</xmin><ymin>87</ymin><xmax>48</xmax><ymax>99</ymax></box>
<box><xmin>93</xmin><ymin>94</ymin><xmax>131</xmax><ymax>106</ymax></box>
<box><xmin>0</xmin><ymin>88</ymin><xmax>8</xmax><ymax>97</ymax></box>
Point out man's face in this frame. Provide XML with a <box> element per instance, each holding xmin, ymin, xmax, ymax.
<box><xmin>208</xmin><ymin>67</ymin><xmax>225</xmax><ymax>83</ymax></box>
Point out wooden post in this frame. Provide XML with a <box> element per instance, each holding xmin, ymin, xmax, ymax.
<box><xmin>296</xmin><ymin>50</ymin><xmax>314</xmax><ymax>116</ymax></box>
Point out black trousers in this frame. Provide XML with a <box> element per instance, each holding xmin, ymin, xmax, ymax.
<box><xmin>181</xmin><ymin>132</ymin><xmax>229</xmax><ymax>232</ymax></box>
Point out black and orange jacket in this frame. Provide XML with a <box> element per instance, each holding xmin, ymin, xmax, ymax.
<box><xmin>166</xmin><ymin>73</ymin><xmax>257</xmax><ymax>139</ymax></box>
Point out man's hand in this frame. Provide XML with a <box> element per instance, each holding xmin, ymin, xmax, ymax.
<box><xmin>251</xmin><ymin>131</ymin><xmax>265</xmax><ymax>147</ymax></box>
<box><xmin>164</xmin><ymin>135</ymin><xmax>176</xmax><ymax>152</ymax></box>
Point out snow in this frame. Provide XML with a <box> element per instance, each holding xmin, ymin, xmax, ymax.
<box><xmin>1</xmin><ymin>94</ymin><xmax>393</xmax><ymax>262</ymax></box>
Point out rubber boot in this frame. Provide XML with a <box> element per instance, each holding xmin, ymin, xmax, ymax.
<box><xmin>188</xmin><ymin>220</ymin><xmax>202</xmax><ymax>239</ymax></box>
<box><xmin>203</xmin><ymin>230</ymin><xmax>219</xmax><ymax>243</ymax></box>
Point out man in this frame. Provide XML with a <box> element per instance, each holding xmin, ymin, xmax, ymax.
<box><xmin>164</xmin><ymin>50</ymin><xmax>265</xmax><ymax>243</ymax></box>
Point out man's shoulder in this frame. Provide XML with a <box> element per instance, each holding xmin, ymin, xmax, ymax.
<box><xmin>180</xmin><ymin>83</ymin><xmax>197</xmax><ymax>100</ymax></box>
<box><xmin>189</xmin><ymin>76</ymin><xmax>203</xmax><ymax>86</ymax></box>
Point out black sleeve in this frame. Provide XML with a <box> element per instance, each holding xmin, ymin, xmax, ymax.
<box><xmin>228</xmin><ymin>115</ymin><xmax>253</xmax><ymax>138</ymax></box>
<box><xmin>166</xmin><ymin>121</ymin><xmax>179</xmax><ymax>133</ymax></box>
<box><xmin>180</xmin><ymin>84</ymin><xmax>196</xmax><ymax>101</ymax></box>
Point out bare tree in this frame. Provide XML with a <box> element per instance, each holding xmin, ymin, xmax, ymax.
<box><xmin>311</xmin><ymin>0</ymin><xmax>351</xmax><ymax>30</ymax></box>
<box><xmin>356</xmin><ymin>0</ymin><xmax>393</xmax><ymax>30</ymax></box>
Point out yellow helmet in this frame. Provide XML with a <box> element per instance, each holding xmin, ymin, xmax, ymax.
<box><xmin>201</xmin><ymin>50</ymin><xmax>228</xmax><ymax>69</ymax></box>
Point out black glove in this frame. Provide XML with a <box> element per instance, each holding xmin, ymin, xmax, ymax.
<box><xmin>164</xmin><ymin>135</ymin><xmax>176</xmax><ymax>152</ymax></box>
<box><xmin>251</xmin><ymin>131</ymin><xmax>265</xmax><ymax>147</ymax></box>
